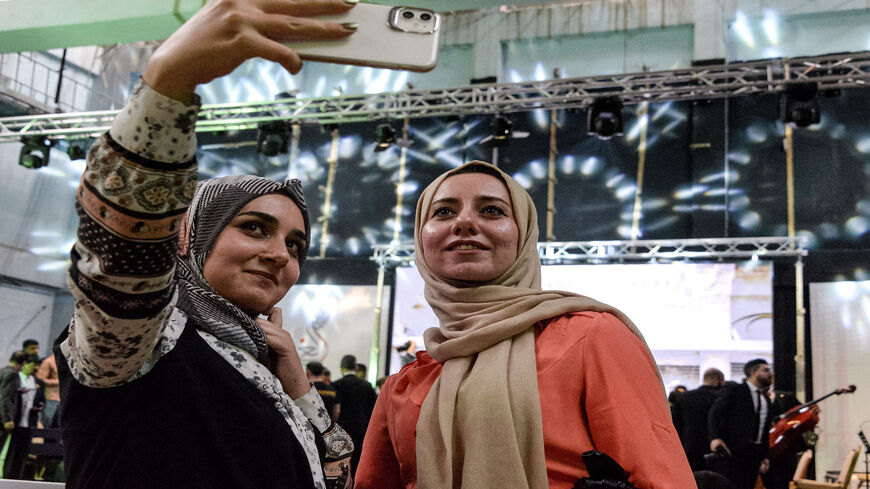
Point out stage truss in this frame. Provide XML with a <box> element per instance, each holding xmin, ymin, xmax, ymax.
<box><xmin>1</xmin><ymin>51</ymin><xmax>869</xmax><ymax>142</ymax></box>
<box><xmin>370</xmin><ymin>235</ymin><xmax>810</xmax><ymax>399</ymax></box>
<box><xmin>371</xmin><ymin>236</ymin><xmax>808</xmax><ymax>269</ymax></box>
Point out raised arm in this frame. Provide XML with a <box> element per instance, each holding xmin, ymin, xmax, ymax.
<box><xmin>63</xmin><ymin>0</ymin><xmax>357</xmax><ymax>387</ymax></box>
<box><xmin>143</xmin><ymin>0</ymin><xmax>357</xmax><ymax>103</ymax></box>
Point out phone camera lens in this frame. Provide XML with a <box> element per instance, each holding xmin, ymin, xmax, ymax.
<box><xmin>420</xmin><ymin>13</ymin><xmax>432</xmax><ymax>21</ymax></box>
<box><xmin>402</xmin><ymin>10</ymin><xmax>414</xmax><ymax>19</ymax></box>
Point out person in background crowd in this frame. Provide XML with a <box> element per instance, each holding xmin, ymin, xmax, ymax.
<box><xmin>355</xmin><ymin>161</ymin><xmax>694</xmax><ymax>489</ymax></box>
<box><xmin>694</xmin><ymin>470</ymin><xmax>737</xmax><ymax>489</ymax></box>
<box><xmin>54</xmin><ymin>1</ymin><xmax>360</xmax><ymax>488</ymax></box>
<box><xmin>36</xmin><ymin>354</ymin><xmax>60</xmax><ymax>428</ymax></box>
<box><xmin>323</xmin><ymin>369</ymin><xmax>333</xmax><ymax>385</ymax></box>
<box><xmin>34</xmin><ymin>355</ymin><xmax>64</xmax><ymax>482</ymax></box>
<box><xmin>307</xmin><ymin>362</ymin><xmax>340</xmax><ymax>422</ymax></box>
<box><xmin>395</xmin><ymin>340</ymin><xmax>417</xmax><ymax>367</ymax></box>
<box><xmin>762</xmin><ymin>377</ymin><xmax>813</xmax><ymax>489</ymax></box>
<box><xmin>672</xmin><ymin>368</ymin><xmax>725</xmax><ymax>471</ymax></box>
<box><xmin>22</xmin><ymin>340</ymin><xmax>39</xmax><ymax>358</ymax></box>
<box><xmin>332</xmin><ymin>355</ymin><xmax>376</xmax><ymax>476</ymax></box>
<box><xmin>0</xmin><ymin>351</ymin><xmax>28</xmax><ymax>476</ymax></box>
<box><xmin>669</xmin><ymin>385</ymin><xmax>688</xmax><ymax>409</ymax></box>
<box><xmin>708</xmin><ymin>359</ymin><xmax>774</xmax><ymax>489</ymax></box>
<box><xmin>4</xmin><ymin>355</ymin><xmax>44</xmax><ymax>479</ymax></box>
<box><xmin>375</xmin><ymin>376</ymin><xmax>388</xmax><ymax>395</ymax></box>
<box><xmin>355</xmin><ymin>363</ymin><xmax>367</xmax><ymax>380</ymax></box>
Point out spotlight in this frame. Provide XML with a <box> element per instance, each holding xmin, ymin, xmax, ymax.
<box><xmin>274</xmin><ymin>90</ymin><xmax>299</xmax><ymax>100</ymax></box>
<box><xmin>374</xmin><ymin>123</ymin><xmax>396</xmax><ymax>152</ymax></box>
<box><xmin>255</xmin><ymin>121</ymin><xmax>289</xmax><ymax>157</ymax></box>
<box><xmin>588</xmin><ymin>97</ymin><xmax>624</xmax><ymax>140</ymax></box>
<box><xmin>66</xmin><ymin>140</ymin><xmax>89</xmax><ymax>161</ymax></box>
<box><xmin>18</xmin><ymin>135</ymin><xmax>54</xmax><ymax>169</ymax></box>
<box><xmin>489</xmin><ymin>116</ymin><xmax>512</xmax><ymax>147</ymax></box>
<box><xmin>780</xmin><ymin>83</ymin><xmax>820</xmax><ymax>128</ymax></box>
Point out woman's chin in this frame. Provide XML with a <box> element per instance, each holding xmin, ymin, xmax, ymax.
<box><xmin>232</xmin><ymin>300</ymin><xmax>273</xmax><ymax>318</ymax></box>
<box><xmin>441</xmin><ymin>270</ymin><xmax>500</xmax><ymax>284</ymax></box>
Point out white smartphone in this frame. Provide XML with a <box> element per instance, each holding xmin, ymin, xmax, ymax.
<box><xmin>289</xmin><ymin>3</ymin><xmax>441</xmax><ymax>73</ymax></box>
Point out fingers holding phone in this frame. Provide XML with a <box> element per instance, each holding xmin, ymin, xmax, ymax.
<box><xmin>288</xmin><ymin>4</ymin><xmax>442</xmax><ymax>72</ymax></box>
<box><xmin>143</xmin><ymin>0</ymin><xmax>359</xmax><ymax>102</ymax></box>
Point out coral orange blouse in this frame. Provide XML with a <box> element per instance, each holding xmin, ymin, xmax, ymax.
<box><xmin>356</xmin><ymin>311</ymin><xmax>696</xmax><ymax>489</ymax></box>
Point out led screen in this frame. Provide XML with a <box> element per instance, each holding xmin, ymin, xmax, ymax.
<box><xmin>277</xmin><ymin>284</ymin><xmax>390</xmax><ymax>383</ymax></box>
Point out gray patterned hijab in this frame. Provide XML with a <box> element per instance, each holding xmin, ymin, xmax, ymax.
<box><xmin>175</xmin><ymin>175</ymin><xmax>310</xmax><ymax>363</ymax></box>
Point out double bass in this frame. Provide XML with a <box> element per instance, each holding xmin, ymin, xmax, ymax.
<box><xmin>768</xmin><ymin>384</ymin><xmax>856</xmax><ymax>459</ymax></box>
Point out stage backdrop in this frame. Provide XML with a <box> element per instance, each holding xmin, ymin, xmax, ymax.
<box><xmin>391</xmin><ymin>261</ymin><xmax>773</xmax><ymax>390</ymax></box>
<box><xmin>810</xmin><ymin>280</ymin><xmax>870</xmax><ymax>481</ymax></box>
<box><xmin>277</xmin><ymin>284</ymin><xmax>391</xmax><ymax>384</ymax></box>
<box><xmin>0</xmin><ymin>283</ymin><xmax>55</xmax><ymax>361</ymax></box>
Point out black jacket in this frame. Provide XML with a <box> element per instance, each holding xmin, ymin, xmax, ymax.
<box><xmin>332</xmin><ymin>373</ymin><xmax>377</xmax><ymax>442</ymax></box>
<box><xmin>673</xmin><ymin>384</ymin><xmax>722</xmax><ymax>457</ymax></box>
<box><xmin>0</xmin><ymin>366</ymin><xmax>22</xmax><ymax>426</ymax></box>
<box><xmin>708</xmin><ymin>381</ymin><xmax>773</xmax><ymax>455</ymax></box>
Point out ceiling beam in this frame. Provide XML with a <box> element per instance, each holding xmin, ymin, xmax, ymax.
<box><xmin>0</xmin><ymin>0</ymin><xmax>207</xmax><ymax>54</ymax></box>
<box><xmin>2</xmin><ymin>51</ymin><xmax>867</xmax><ymax>142</ymax></box>
<box><xmin>0</xmin><ymin>0</ymin><xmax>558</xmax><ymax>55</ymax></box>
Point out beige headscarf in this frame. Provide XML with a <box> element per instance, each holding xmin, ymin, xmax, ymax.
<box><xmin>414</xmin><ymin>161</ymin><xmax>660</xmax><ymax>489</ymax></box>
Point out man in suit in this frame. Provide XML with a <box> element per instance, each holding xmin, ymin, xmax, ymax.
<box><xmin>709</xmin><ymin>358</ymin><xmax>774</xmax><ymax>489</ymax></box>
<box><xmin>331</xmin><ymin>354</ymin><xmax>376</xmax><ymax>476</ymax></box>
<box><xmin>1</xmin><ymin>353</ymin><xmax>28</xmax><ymax>459</ymax></box>
<box><xmin>4</xmin><ymin>354</ymin><xmax>45</xmax><ymax>479</ymax></box>
<box><xmin>672</xmin><ymin>367</ymin><xmax>725</xmax><ymax>471</ymax></box>
<box><xmin>0</xmin><ymin>352</ymin><xmax>31</xmax><ymax>477</ymax></box>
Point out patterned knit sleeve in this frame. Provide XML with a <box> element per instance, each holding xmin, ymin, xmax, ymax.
<box><xmin>64</xmin><ymin>80</ymin><xmax>199</xmax><ymax>388</ymax></box>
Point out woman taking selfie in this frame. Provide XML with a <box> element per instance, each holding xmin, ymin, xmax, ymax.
<box><xmin>55</xmin><ymin>1</ymin><xmax>357</xmax><ymax>488</ymax></box>
<box><xmin>356</xmin><ymin>161</ymin><xmax>696</xmax><ymax>489</ymax></box>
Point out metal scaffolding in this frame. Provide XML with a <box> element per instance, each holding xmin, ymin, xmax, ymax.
<box><xmin>368</xmin><ymin>235</ymin><xmax>809</xmax><ymax>397</ymax></box>
<box><xmin>1</xmin><ymin>51</ymin><xmax>868</xmax><ymax>142</ymax></box>
<box><xmin>371</xmin><ymin>236</ymin><xmax>807</xmax><ymax>268</ymax></box>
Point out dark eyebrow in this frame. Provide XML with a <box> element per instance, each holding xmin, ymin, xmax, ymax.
<box><xmin>432</xmin><ymin>195</ymin><xmax>511</xmax><ymax>206</ymax></box>
<box><xmin>235</xmin><ymin>211</ymin><xmax>279</xmax><ymax>224</ymax></box>
<box><xmin>431</xmin><ymin>197</ymin><xmax>460</xmax><ymax>207</ymax></box>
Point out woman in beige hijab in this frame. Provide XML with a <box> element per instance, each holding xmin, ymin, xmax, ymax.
<box><xmin>356</xmin><ymin>161</ymin><xmax>695</xmax><ymax>489</ymax></box>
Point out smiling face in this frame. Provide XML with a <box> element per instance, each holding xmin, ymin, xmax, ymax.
<box><xmin>421</xmin><ymin>172</ymin><xmax>520</xmax><ymax>283</ymax></box>
<box><xmin>202</xmin><ymin>194</ymin><xmax>307</xmax><ymax>316</ymax></box>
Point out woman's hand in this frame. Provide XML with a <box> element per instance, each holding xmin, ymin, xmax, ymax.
<box><xmin>256</xmin><ymin>307</ymin><xmax>311</xmax><ymax>400</ymax></box>
<box><xmin>143</xmin><ymin>0</ymin><xmax>357</xmax><ymax>103</ymax></box>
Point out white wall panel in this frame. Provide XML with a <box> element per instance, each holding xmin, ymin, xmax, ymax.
<box><xmin>809</xmin><ymin>280</ymin><xmax>870</xmax><ymax>482</ymax></box>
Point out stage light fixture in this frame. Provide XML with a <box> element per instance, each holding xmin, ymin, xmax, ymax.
<box><xmin>66</xmin><ymin>140</ymin><xmax>89</xmax><ymax>161</ymax></box>
<box><xmin>18</xmin><ymin>135</ymin><xmax>54</xmax><ymax>169</ymax></box>
<box><xmin>374</xmin><ymin>123</ymin><xmax>396</xmax><ymax>152</ymax></box>
<box><xmin>489</xmin><ymin>116</ymin><xmax>513</xmax><ymax>147</ymax></box>
<box><xmin>780</xmin><ymin>83</ymin><xmax>820</xmax><ymax>128</ymax></box>
<box><xmin>587</xmin><ymin>97</ymin><xmax>624</xmax><ymax>140</ymax></box>
<box><xmin>255</xmin><ymin>121</ymin><xmax>289</xmax><ymax>157</ymax></box>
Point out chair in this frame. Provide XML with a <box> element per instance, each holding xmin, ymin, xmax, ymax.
<box><xmin>27</xmin><ymin>428</ymin><xmax>64</xmax><ymax>458</ymax></box>
<box><xmin>793</xmin><ymin>450</ymin><xmax>814</xmax><ymax>481</ymax></box>
<box><xmin>790</xmin><ymin>447</ymin><xmax>860</xmax><ymax>489</ymax></box>
<box><xmin>26</xmin><ymin>428</ymin><xmax>64</xmax><ymax>481</ymax></box>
